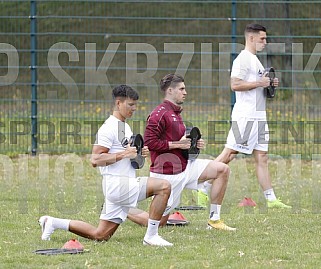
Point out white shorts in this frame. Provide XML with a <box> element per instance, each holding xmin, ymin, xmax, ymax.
<box><xmin>225</xmin><ymin>117</ymin><xmax>269</xmax><ymax>154</ymax></box>
<box><xmin>100</xmin><ymin>175</ymin><xmax>148</xmax><ymax>224</ymax></box>
<box><xmin>150</xmin><ymin>159</ymin><xmax>211</xmax><ymax>216</ymax></box>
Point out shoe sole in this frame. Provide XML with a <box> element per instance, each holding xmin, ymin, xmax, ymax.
<box><xmin>207</xmin><ymin>224</ymin><xmax>236</xmax><ymax>231</ymax></box>
<box><xmin>143</xmin><ymin>240</ymin><xmax>173</xmax><ymax>247</ymax></box>
<box><xmin>268</xmin><ymin>204</ymin><xmax>292</xmax><ymax>209</ymax></box>
<box><xmin>268</xmin><ymin>207</ymin><xmax>292</xmax><ymax>209</ymax></box>
<box><xmin>143</xmin><ymin>240</ymin><xmax>151</xmax><ymax>246</ymax></box>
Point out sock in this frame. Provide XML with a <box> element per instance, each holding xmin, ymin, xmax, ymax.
<box><xmin>198</xmin><ymin>181</ymin><xmax>212</xmax><ymax>195</ymax></box>
<box><xmin>145</xmin><ymin>219</ymin><xmax>160</xmax><ymax>238</ymax></box>
<box><xmin>203</xmin><ymin>181</ymin><xmax>212</xmax><ymax>194</ymax></box>
<box><xmin>263</xmin><ymin>188</ymin><xmax>277</xmax><ymax>201</ymax></box>
<box><xmin>209</xmin><ymin>204</ymin><xmax>221</xmax><ymax>221</ymax></box>
<box><xmin>197</xmin><ymin>183</ymin><xmax>207</xmax><ymax>194</ymax></box>
<box><xmin>52</xmin><ymin>217</ymin><xmax>71</xmax><ymax>231</ymax></box>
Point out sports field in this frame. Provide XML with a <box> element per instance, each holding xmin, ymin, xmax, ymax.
<box><xmin>1</xmin><ymin>154</ymin><xmax>320</xmax><ymax>269</ymax></box>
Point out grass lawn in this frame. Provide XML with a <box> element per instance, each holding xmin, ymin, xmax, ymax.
<box><xmin>1</xmin><ymin>154</ymin><xmax>321</xmax><ymax>269</ymax></box>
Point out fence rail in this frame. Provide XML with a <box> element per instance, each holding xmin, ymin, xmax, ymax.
<box><xmin>1</xmin><ymin>0</ymin><xmax>321</xmax><ymax>158</ymax></box>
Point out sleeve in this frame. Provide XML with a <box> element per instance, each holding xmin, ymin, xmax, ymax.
<box><xmin>231</xmin><ymin>53</ymin><xmax>249</xmax><ymax>80</ymax></box>
<box><xmin>95</xmin><ymin>124</ymin><xmax>113</xmax><ymax>149</ymax></box>
<box><xmin>144</xmin><ymin>111</ymin><xmax>170</xmax><ymax>152</ymax></box>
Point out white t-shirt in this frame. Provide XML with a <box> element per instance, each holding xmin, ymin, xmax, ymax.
<box><xmin>94</xmin><ymin>115</ymin><xmax>135</xmax><ymax>177</ymax></box>
<box><xmin>231</xmin><ymin>49</ymin><xmax>266</xmax><ymax>119</ymax></box>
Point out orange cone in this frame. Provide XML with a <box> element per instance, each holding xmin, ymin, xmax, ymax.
<box><xmin>238</xmin><ymin>197</ymin><xmax>257</xmax><ymax>207</ymax></box>
<box><xmin>166</xmin><ymin>211</ymin><xmax>189</xmax><ymax>226</ymax></box>
<box><xmin>62</xmin><ymin>239</ymin><xmax>84</xmax><ymax>251</ymax></box>
<box><xmin>168</xmin><ymin>211</ymin><xmax>187</xmax><ymax>221</ymax></box>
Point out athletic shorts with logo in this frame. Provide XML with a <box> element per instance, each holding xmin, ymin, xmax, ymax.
<box><xmin>225</xmin><ymin>117</ymin><xmax>269</xmax><ymax>154</ymax></box>
<box><xmin>150</xmin><ymin>159</ymin><xmax>211</xmax><ymax>216</ymax></box>
<box><xmin>100</xmin><ymin>175</ymin><xmax>148</xmax><ymax>224</ymax></box>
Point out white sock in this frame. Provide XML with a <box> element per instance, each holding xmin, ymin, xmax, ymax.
<box><xmin>52</xmin><ymin>217</ymin><xmax>71</xmax><ymax>231</ymax></box>
<box><xmin>209</xmin><ymin>204</ymin><xmax>221</xmax><ymax>221</ymax></box>
<box><xmin>197</xmin><ymin>183</ymin><xmax>207</xmax><ymax>194</ymax></box>
<box><xmin>264</xmin><ymin>188</ymin><xmax>277</xmax><ymax>201</ymax></box>
<box><xmin>145</xmin><ymin>219</ymin><xmax>160</xmax><ymax>238</ymax></box>
<box><xmin>198</xmin><ymin>181</ymin><xmax>212</xmax><ymax>195</ymax></box>
<box><xmin>203</xmin><ymin>181</ymin><xmax>212</xmax><ymax>194</ymax></box>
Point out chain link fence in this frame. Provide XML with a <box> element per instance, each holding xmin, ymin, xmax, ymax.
<box><xmin>1</xmin><ymin>0</ymin><xmax>321</xmax><ymax>158</ymax></box>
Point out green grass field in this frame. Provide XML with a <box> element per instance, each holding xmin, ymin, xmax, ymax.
<box><xmin>1</xmin><ymin>154</ymin><xmax>321</xmax><ymax>269</ymax></box>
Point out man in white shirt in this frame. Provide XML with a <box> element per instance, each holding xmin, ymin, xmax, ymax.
<box><xmin>215</xmin><ymin>23</ymin><xmax>291</xmax><ymax>209</ymax></box>
<box><xmin>39</xmin><ymin>85</ymin><xmax>173</xmax><ymax>246</ymax></box>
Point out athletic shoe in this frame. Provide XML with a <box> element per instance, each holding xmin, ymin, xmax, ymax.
<box><xmin>267</xmin><ymin>199</ymin><xmax>292</xmax><ymax>209</ymax></box>
<box><xmin>197</xmin><ymin>191</ymin><xmax>209</xmax><ymax>208</ymax></box>
<box><xmin>143</xmin><ymin>235</ymin><xmax>173</xmax><ymax>247</ymax></box>
<box><xmin>39</xmin><ymin>215</ymin><xmax>55</xmax><ymax>241</ymax></box>
<box><xmin>207</xmin><ymin>220</ymin><xmax>236</xmax><ymax>231</ymax></box>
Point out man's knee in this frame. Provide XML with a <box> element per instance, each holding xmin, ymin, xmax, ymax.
<box><xmin>213</xmin><ymin>161</ymin><xmax>230</xmax><ymax>179</ymax></box>
<box><xmin>150</xmin><ymin>177</ymin><xmax>171</xmax><ymax>196</ymax></box>
<box><xmin>254</xmin><ymin>151</ymin><xmax>268</xmax><ymax>164</ymax></box>
<box><xmin>161</xmin><ymin>179</ymin><xmax>171</xmax><ymax>196</ymax></box>
<box><xmin>94</xmin><ymin>231</ymin><xmax>112</xmax><ymax>241</ymax></box>
<box><xmin>219</xmin><ymin>163</ymin><xmax>230</xmax><ymax>177</ymax></box>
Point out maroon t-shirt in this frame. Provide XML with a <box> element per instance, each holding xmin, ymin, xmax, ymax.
<box><xmin>144</xmin><ymin>100</ymin><xmax>187</xmax><ymax>175</ymax></box>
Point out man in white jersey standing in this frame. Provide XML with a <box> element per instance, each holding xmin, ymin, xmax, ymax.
<box><xmin>215</xmin><ymin>23</ymin><xmax>291</xmax><ymax>208</ymax></box>
<box><xmin>39</xmin><ymin>85</ymin><xmax>173</xmax><ymax>246</ymax></box>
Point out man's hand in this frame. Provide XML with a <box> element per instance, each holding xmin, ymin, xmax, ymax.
<box><xmin>169</xmin><ymin>136</ymin><xmax>191</xmax><ymax>150</ymax></box>
<box><xmin>124</xmin><ymin>145</ymin><xmax>137</xmax><ymax>159</ymax></box>
<box><xmin>259</xmin><ymin>75</ymin><xmax>271</xmax><ymax>88</ymax></box>
<box><xmin>261</xmin><ymin>70</ymin><xmax>279</xmax><ymax>88</ymax></box>
<box><xmin>177</xmin><ymin>136</ymin><xmax>191</xmax><ymax>149</ymax></box>
<box><xmin>197</xmin><ymin>138</ymin><xmax>205</xmax><ymax>149</ymax></box>
<box><xmin>272</xmin><ymin>77</ymin><xmax>279</xmax><ymax>87</ymax></box>
<box><xmin>141</xmin><ymin>146</ymin><xmax>149</xmax><ymax>158</ymax></box>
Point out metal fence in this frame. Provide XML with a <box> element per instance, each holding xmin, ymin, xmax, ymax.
<box><xmin>1</xmin><ymin>0</ymin><xmax>321</xmax><ymax>158</ymax></box>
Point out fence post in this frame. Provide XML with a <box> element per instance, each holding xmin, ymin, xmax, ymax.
<box><xmin>30</xmin><ymin>0</ymin><xmax>37</xmax><ymax>155</ymax></box>
<box><xmin>230</xmin><ymin>0</ymin><xmax>237</xmax><ymax>111</ymax></box>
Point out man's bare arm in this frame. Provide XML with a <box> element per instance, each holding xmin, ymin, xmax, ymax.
<box><xmin>231</xmin><ymin>76</ymin><xmax>270</xmax><ymax>92</ymax></box>
<box><xmin>91</xmin><ymin>145</ymin><xmax>137</xmax><ymax>167</ymax></box>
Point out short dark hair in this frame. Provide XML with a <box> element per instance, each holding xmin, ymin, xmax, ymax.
<box><xmin>245</xmin><ymin>23</ymin><xmax>266</xmax><ymax>34</ymax></box>
<box><xmin>112</xmin><ymin>84</ymin><xmax>139</xmax><ymax>101</ymax></box>
<box><xmin>160</xmin><ymin>74</ymin><xmax>184</xmax><ymax>91</ymax></box>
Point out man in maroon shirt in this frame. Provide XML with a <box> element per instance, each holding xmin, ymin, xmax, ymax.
<box><xmin>129</xmin><ymin>74</ymin><xmax>235</xmax><ymax>231</ymax></box>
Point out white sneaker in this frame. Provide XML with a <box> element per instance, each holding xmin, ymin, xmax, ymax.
<box><xmin>39</xmin><ymin>216</ymin><xmax>55</xmax><ymax>241</ymax></box>
<box><xmin>143</xmin><ymin>235</ymin><xmax>173</xmax><ymax>247</ymax></box>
